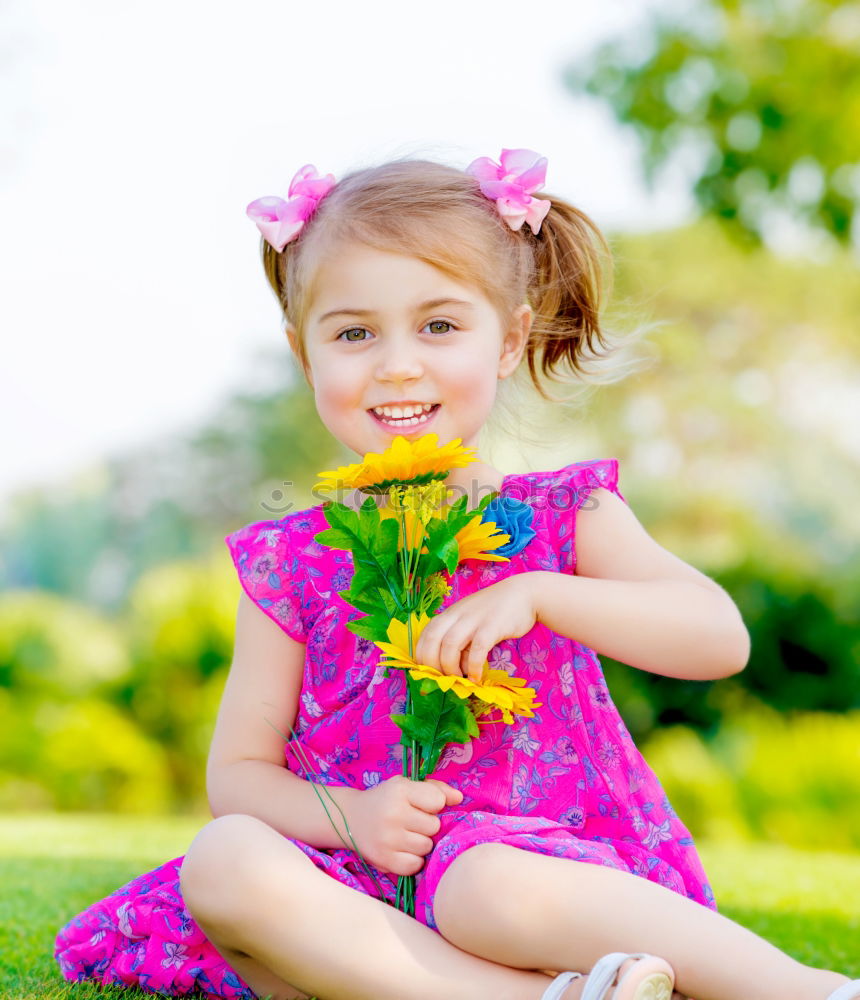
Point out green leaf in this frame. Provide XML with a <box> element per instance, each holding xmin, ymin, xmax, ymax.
<box><xmin>390</xmin><ymin>711</ymin><xmax>441</xmax><ymax>745</ymax></box>
<box><xmin>314</xmin><ymin>528</ymin><xmax>358</xmax><ymax>551</ymax></box>
<box><xmin>350</xmin><ymin>564</ymin><xmax>388</xmax><ymax>598</ymax></box>
<box><xmin>391</xmin><ymin>674</ymin><xmax>484</xmax><ymax>779</ymax></box>
<box><xmin>317</xmin><ymin>505</ymin><xmax>376</xmax><ymax>567</ymax></box>
<box><xmin>476</xmin><ymin>491</ymin><xmax>497</xmax><ymax>513</ymax></box>
<box><xmin>323</xmin><ymin>502</ymin><xmax>361</xmax><ymax>534</ymax></box>
<box><xmin>439</xmin><ymin>537</ymin><xmax>460</xmax><ymax>574</ymax></box>
<box><xmin>420</xmin><ymin>519</ymin><xmax>461</xmax><ymax>575</ymax></box>
<box><xmin>448</xmin><ymin>492</ymin><xmax>470</xmax><ymax>517</ymax></box>
<box><xmin>357</xmin><ymin>498</ymin><xmax>381</xmax><ymax>546</ymax></box>
<box><xmin>415</xmin><ymin>550</ymin><xmax>444</xmax><ymax>579</ymax></box>
<box><xmin>318</xmin><ymin>501</ymin><xmax>408</xmax><ymax>608</ymax></box>
<box><xmin>345</xmin><ymin>614</ymin><xmax>394</xmax><ymax>642</ymax></box>
<box><xmin>339</xmin><ymin>590</ymin><xmax>383</xmax><ymax>614</ymax></box>
<box><xmin>390</xmin><ymin>714</ymin><xmax>417</xmax><ymax>749</ymax></box>
<box><xmin>376</xmin><ymin>516</ymin><xmax>402</xmax><ymax>556</ymax></box>
<box><xmin>423</xmin><ymin>517</ymin><xmax>455</xmax><ymax>550</ymax></box>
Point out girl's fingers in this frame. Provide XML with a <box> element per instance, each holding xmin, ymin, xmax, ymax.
<box><xmin>416</xmin><ymin>601</ymin><xmax>503</xmax><ymax>677</ymax></box>
<box><xmin>464</xmin><ymin>627</ymin><xmax>498</xmax><ymax>678</ymax></box>
<box><xmin>400</xmin><ymin>830</ymin><xmax>435</xmax><ymax>857</ymax></box>
<box><xmin>458</xmin><ymin>649</ymin><xmax>473</xmax><ymax>678</ymax></box>
<box><xmin>414</xmin><ymin>621</ymin><xmax>447</xmax><ymax>670</ymax></box>
<box><xmin>408</xmin><ymin>778</ymin><xmax>452</xmax><ymax>814</ymax></box>
<box><xmin>392</xmin><ymin>851</ymin><xmax>425</xmax><ymax>876</ymax></box>
<box><xmin>407</xmin><ymin>809</ymin><xmax>443</xmax><ymax>839</ymax></box>
<box><xmin>460</xmin><ymin>648</ymin><xmax>483</xmax><ymax>683</ymax></box>
<box><xmin>438</xmin><ymin>629</ymin><xmax>473</xmax><ymax>675</ymax></box>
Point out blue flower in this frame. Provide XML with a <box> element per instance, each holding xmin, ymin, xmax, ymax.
<box><xmin>480</xmin><ymin>496</ymin><xmax>536</xmax><ymax>558</ymax></box>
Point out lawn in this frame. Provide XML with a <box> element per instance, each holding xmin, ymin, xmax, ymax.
<box><xmin>2</xmin><ymin>813</ymin><xmax>858</xmax><ymax>999</ymax></box>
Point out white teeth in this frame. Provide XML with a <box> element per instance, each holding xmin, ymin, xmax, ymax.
<box><xmin>372</xmin><ymin>403</ymin><xmax>436</xmax><ymax>426</ymax></box>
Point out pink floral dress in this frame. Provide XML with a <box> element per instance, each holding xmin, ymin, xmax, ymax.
<box><xmin>55</xmin><ymin>459</ymin><xmax>717</xmax><ymax>998</ymax></box>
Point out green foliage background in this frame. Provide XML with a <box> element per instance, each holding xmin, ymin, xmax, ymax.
<box><xmin>569</xmin><ymin>0</ymin><xmax>860</xmax><ymax>248</ymax></box>
<box><xmin>1</xmin><ymin>0</ymin><xmax>858</xmax><ymax>850</ymax></box>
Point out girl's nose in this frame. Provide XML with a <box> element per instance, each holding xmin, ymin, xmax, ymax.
<box><xmin>375</xmin><ymin>337</ymin><xmax>424</xmax><ymax>383</ymax></box>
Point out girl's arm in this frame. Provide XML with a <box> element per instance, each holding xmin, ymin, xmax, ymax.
<box><xmin>533</xmin><ymin>488</ymin><xmax>750</xmax><ymax>681</ymax></box>
<box><xmin>206</xmin><ymin>590</ymin><xmax>362</xmax><ymax>847</ymax></box>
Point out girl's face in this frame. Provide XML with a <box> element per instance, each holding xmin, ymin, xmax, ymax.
<box><xmin>291</xmin><ymin>242</ymin><xmax>530</xmax><ymax>464</ymax></box>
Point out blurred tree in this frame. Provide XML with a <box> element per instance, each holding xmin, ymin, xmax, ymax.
<box><xmin>643</xmin><ymin>706</ymin><xmax>860</xmax><ymax>849</ymax></box>
<box><xmin>117</xmin><ymin>550</ymin><xmax>239</xmax><ymax>810</ymax></box>
<box><xmin>568</xmin><ymin>0</ymin><xmax>860</xmax><ymax>248</ymax></box>
<box><xmin>0</xmin><ymin>591</ymin><xmax>172</xmax><ymax>812</ymax></box>
<box><xmin>0</xmin><ymin>591</ymin><xmax>130</xmax><ymax>696</ymax></box>
<box><xmin>0</xmin><ymin>354</ymin><xmax>338</xmax><ymax>612</ymax></box>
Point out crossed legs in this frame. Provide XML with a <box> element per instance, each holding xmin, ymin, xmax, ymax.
<box><xmin>180</xmin><ymin>816</ymin><xmax>851</xmax><ymax>1000</ymax></box>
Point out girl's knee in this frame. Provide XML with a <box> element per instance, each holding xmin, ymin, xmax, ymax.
<box><xmin>179</xmin><ymin>814</ymin><xmax>299</xmax><ymax>924</ymax></box>
<box><xmin>434</xmin><ymin>843</ymin><xmax>511</xmax><ymax>935</ymax></box>
<box><xmin>438</xmin><ymin>844</ymin><xmax>510</xmax><ymax>906</ymax></box>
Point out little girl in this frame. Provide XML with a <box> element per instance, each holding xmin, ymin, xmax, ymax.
<box><xmin>55</xmin><ymin>150</ymin><xmax>859</xmax><ymax>1000</ymax></box>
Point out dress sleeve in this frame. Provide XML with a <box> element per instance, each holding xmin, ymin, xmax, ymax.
<box><xmin>224</xmin><ymin>519</ymin><xmax>308</xmax><ymax>644</ymax></box>
<box><xmin>551</xmin><ymin>458</ymin><xmax>627</xmax><ymax>576</ymax></box>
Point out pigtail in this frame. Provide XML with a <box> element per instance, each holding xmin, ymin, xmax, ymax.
<box><xmin>259</xmin><ymin>237</ymin><xmax>313</xmax><ymax>372</ymax></box>
<box><xmin>261</xmin><ymin>239</ymin><xmax>288</xmax><ymax>311</ymax></box>
<box><xmin>525</xmin><ymin>198</ymin><xmax>615</xmax><ymax>399</ymax></box>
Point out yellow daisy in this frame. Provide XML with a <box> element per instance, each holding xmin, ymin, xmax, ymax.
<box><xmin>454</xmin><ymin>515</ymin><xmax>511</xmax><ymax>563</ymax></box>
<box><xmin>315</xmin><ymin>434</ymin><xmax>476</xmax><ymax>496</ymax></box>
<box><xmin>374</xmin><ymin>614</ymin><xmax>541</xmax><ymax>725</ymax></box>
<box><xmin>376</xmin><ymin>613</ymin><xmax>434</xmax><ymax>658</ymax></box>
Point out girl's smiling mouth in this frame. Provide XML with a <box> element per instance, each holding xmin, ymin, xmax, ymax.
<box><xmin>369</xmin><ymin>402</ymin><xmax>440</xmax><ymax>431</ymax></box>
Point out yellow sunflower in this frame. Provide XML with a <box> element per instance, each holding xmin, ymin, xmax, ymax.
<box><xmin>375</xmin><ymin>614</ymin><xmax>540</xmax><ymax>725</ymax></box>
<box><xmin>315</xmin><ymin>434</ymin><xmax>476</xmax><ymax>496</ymax></box>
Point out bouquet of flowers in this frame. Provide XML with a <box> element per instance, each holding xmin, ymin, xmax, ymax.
<box><xmin>297</xmin><ymin>433</ymin><xmax>540</xmax><ymax>916</ymax></box>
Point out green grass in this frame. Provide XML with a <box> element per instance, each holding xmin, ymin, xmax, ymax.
<box><xmin>2</xmin><ymin>813</ymin><xmax>859</xmax><ymax>999</ymax></box>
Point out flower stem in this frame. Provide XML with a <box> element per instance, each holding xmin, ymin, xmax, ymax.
<box><xmin>265</xmin><ymin>717</ymin><xmax>391</xmax><ymax>906</ymax></box>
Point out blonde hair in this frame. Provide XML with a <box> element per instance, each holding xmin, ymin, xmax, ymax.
<box><xmin>256</xmin><ymin>158</ymin><xmax>650</xmax><ymax>426</ymax></box>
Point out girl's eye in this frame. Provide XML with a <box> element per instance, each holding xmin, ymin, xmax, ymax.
<box><xmin>424</xmin><ymin>320</ymin><xmax>453</xmax><ymax>335</ymax></box>
<box><xmin>338</xmin><ymin>327</ymin><xmax>370</xmax><ymax>343</ymax></box>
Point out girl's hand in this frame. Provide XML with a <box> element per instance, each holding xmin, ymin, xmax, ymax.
<box><xmin>414</xmin><ymin>574</ymin><xmax>542</xmax><ymax>682</ymax></box>
<box><xmin>347</xmin><ymin>774</ymin><xmax>463</xmax><ymax>877</ymax></box>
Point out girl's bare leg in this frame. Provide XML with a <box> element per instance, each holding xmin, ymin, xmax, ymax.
<box><xmin>179</xmin><ymin>814</ymin><xmax>558</xmax><ymax>1000</ymax></box>
<box><xmin>433</xmin><ymin>844</ymin><xmax>852</xmax><ymax>1000</ymax></box>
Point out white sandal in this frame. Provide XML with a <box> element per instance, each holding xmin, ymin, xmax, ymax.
<box><xmin>828</xmin><ymin>984</ymin><xmax>860</xmax><ymax>1000</ymax></box>
<box><xmin>540</xmin><ymin>955</ymin><xmax>860</xmax><ymax>1000</ymax></box>
<box><xmin>541</xmin><ymin>970</ymin><xmax>583</xmax><ymax>1000</ymax></box>
<box><xmin>541</xmin><ymin>952</ymin><xmax>675</xmax><ymax>1000</ymax></box>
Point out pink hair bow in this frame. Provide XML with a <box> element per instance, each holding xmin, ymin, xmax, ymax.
<box><xmin>466</xmin><ymin>148</ymin><xmax>551</xmax><ymax>235</ymax></box>
<box><xmin>246</xmin><ymin>164</ymin><xmax>336</xmax><ymax>252</ymax></box>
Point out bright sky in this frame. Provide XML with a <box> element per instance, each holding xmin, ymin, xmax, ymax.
<box><xmin>1</xmin><ymin>0</ymin><xmax>692</xmax><ymax>513</ymax></box>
